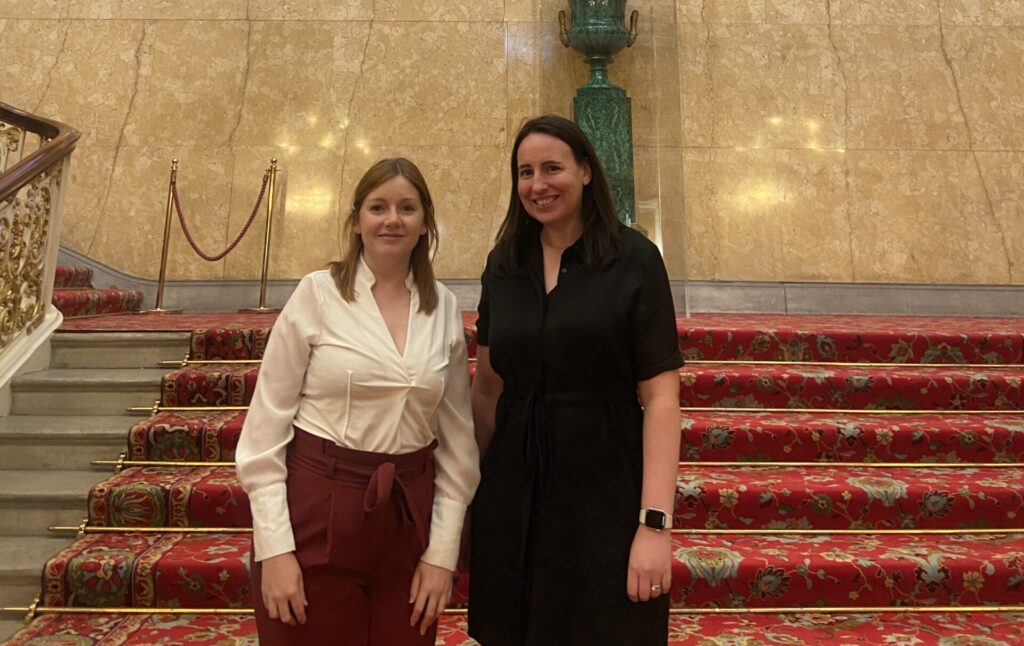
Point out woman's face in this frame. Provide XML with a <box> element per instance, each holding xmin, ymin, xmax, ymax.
<box><xmin>355</xmin><ymin>175</ymin><xmax>427</xmax><ymax>267</ymax></box>
<box><xmin>515</xmin><ymin>133</ymin><xmax>591</xmax><ymax>230</ymax></box>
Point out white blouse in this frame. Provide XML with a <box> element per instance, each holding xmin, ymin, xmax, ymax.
<box><xmin>236</xmin><ymin>260</ymin><xmax>480</xmax><ymax>571</ymax></box>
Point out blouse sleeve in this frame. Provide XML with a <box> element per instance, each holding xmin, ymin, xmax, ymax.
<box><xmin>630</xmin><ymin>244</ymin><xmax>684</xmax><ymax>382</ymax></box>
<box><xmin>420</xmin><ymin>293</ymin><xmax>481</xmax><ymax>571</ymax></box>
<box><xmin>235</xmin><ymin>274</ymin><xmax>322</xmax><ymax>562</ymax></box>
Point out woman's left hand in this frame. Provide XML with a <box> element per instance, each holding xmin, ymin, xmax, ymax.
<box><xmin>409</xmin><ymin>559</ymin><xmax>453</xmax><ymax>635</ymax></box>
<box><xmin>626</xmin><ymin>525</ymin><xmax>673</xmax><ymax>602</ymax></box>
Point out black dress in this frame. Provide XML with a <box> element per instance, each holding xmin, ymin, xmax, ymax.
<box><xmin>468</xmin><ymin>224</ymin><xmax>683</xmax><ymax>646</ymax></box>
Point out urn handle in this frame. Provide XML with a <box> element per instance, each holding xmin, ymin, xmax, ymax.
<box><xmin>627</xmin><ymin>9</ymin><xmax>639</xmax><ymax>47</ymax></box>
<box><xmin>558</xmin><ymin>9</ymin><xmax>571</xmax><ymax>47</ymax></box>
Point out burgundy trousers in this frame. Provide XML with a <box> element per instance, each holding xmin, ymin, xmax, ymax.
<box><xmin>251</xmin><ymin>428</ymin><xmax>437</xmax><ymax>646</ymax></box>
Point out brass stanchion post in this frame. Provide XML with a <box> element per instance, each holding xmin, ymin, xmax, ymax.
<box><xmin>241</xmin><ymin>157</ymin><xmax>280</xmax><ymax>313</ymax></box>
<box><xmin>146</xmin><ymin>158</ymin><xmax>182</xmax><ymax>314</ymax></box>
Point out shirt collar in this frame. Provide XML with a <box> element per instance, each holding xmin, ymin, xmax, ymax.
<box><xmin>355</xmin><ymin>255</ymin><xmax>417</xmax><ymax>293</ymax></box>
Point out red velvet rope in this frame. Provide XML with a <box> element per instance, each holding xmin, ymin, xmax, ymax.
<box><xmin>171</xmin><ymin>171</ymin><xmax>270</xmax><ymax>262</ymax></box>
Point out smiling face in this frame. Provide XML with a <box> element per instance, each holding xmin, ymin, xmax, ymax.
<box><xmin>515</xmin><ymin>132</ymin><xmax>592</xmax><ymax>231</ymax></box>
<box><xmin>354</xmin><ymin>175</ymin><xmax>428</xmax><ymax>268</ymax></box>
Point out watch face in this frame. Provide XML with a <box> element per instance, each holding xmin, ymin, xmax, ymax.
<box><xmin>643</xmin><ymin>509</ymin><xmax>667</xmax><ymax>529</ymax></box>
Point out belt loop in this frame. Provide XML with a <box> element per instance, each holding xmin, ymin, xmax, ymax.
<box><xmin>364</xmin><ymin>462</ymin><xmax>396</xmax><ymax>513</ymax></box>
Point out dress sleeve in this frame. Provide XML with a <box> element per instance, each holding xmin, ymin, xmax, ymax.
<box><xmin>235</xmin><ymin>274</ymin><xmax>322</xmax><ymax>562</ymax></box>
<box><xmin>475</xmin><ymin>260</ymin><xmax>492</xmax><ymax>347</ymax></box>
<box><xmin>421</xmin><ymin>294</ymin><xmax>481</xmax><ymax>571</ymax></box>
<box><xmin>630</xmin><ymin>244</ymin><xmax>683</xmax><ymax>382</ymax></box>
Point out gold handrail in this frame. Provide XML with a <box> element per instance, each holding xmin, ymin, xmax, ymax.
<box><xmin>0</xmin><ymin>103</ymin><xmax>80</xmax><ymax>202</ymax></box>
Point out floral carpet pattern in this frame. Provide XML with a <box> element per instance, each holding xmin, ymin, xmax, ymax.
<box><xmin>6</xmin><ymin>304</ymin><xmax>1024</xmax><ymax>643</ymax></box>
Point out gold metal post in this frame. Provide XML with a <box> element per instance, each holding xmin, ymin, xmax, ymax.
<box><xmin>241</xmin><ymin>158</ymin><xmax>280</xmax><ymax>313</ymax></box>
<box><xmin>146</xmin><ymin>159</ymin><xmax>183</xmax><ymax>314</ymax></box>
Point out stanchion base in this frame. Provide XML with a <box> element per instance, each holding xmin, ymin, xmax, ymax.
<box><xmin>238</xmin><ymin>307</ymin><xmax>280</xmax><ymax>313</ymax></box>
<box><xmin>142</xmin><ymin>308</ymin><xmax>184</xmax><ymax>315</ymax></box>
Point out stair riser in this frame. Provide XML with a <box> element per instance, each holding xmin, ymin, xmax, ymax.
<box><xmin>0</xmin><ymin>442</ymin><xmax>125</xmax><ymax>470</ymax></box>
<box><xmin>0</xmin><ymin>580</ymin><xmax>39</xmax><ymax>607</ymax></box>
<box><xmin>681</xmin><ymin>373</ymin><xmax>1024</xmax><ymax>411</ymax></box>
<box><xmin>51</xmin><ymin>346</ymin><xmax>188</xmax><ymax>370</ymax></box>
<box><xmin>0</xmin><ymin>504</ymin><xmax>86</xmax><ymax>536</ymax></box>
<box><xmin>12</xmin><ymin>390</ymin><xmax>156</xmax><ymax>416</ymax></box>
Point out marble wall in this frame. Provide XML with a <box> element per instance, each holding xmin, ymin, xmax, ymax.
<box><xmin>2</xmin><ymin>0</ymin><xmax>1022</xmax><ymax>284</ymax></box>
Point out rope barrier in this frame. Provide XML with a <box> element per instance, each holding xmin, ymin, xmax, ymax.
<box><xmin>171</xmin><ymin>170</ymin><xmax>270</xmax><ymax>262</ymax></box>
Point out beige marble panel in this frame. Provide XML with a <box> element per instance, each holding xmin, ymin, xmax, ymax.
<box><xmin>507</xmin><ymin>22</ymin><xmax>542</xmax><ymax>145</ymax></box>
<box><xmin>941</xmin><ymin>0</ymin><xmax>1024</xmax><ymax>26</ymax></box>
<box><xmin>247</xmin><ymin>0</ymin><xmax>373</xmax><ymax>21</ymax></box>
<box><xmin>942</xmin><ymin>26</ymin><xmax>1024</xmax><ymax>150</ymax></box>
<box><xmin>222</xmin><ymin>146</ymin><xmax>345</xmax><ymax>280</ymax></box>
<box><xmin>682</xmin><ymin>147</ymin><xmax>854</xmax><ymax>281</ymax></box>
<box><xmin>0</xmin><ymin>20</ymin><xmax>71</xmax><ymax>112</ymax></box>
<box><xmin>66</xmin><ymin>0</ymin><xmax>247</xmax><ymax>20</ymax></box>
<box><xmin>120</xmin><ymin>21</ymin><xmax>250</xmax><ymax>148</ymax></box>
<box><xmin>847</xmin><ymin>150</ymin><xmax>1013</xmax><ymax>284</ymax></box>
<box><xmin>538</xmin><ymin>21</ymin><xmax>587</xmax><ymax>117</ymax></box>
<box><xmin>85</xmin><ymin>145</ymin><xmax>236</xmax><ymax>280</ymax></box>
<box><xmin>61</xmin><ymin>144</ymin><xmax>117</xmax><ymax>253</ymax></box>
<box><xmin>680</xmin><ymin>23</ymin><xmax>846</xmax><ymax>149</ymax></box>
<box><xmin>228</xmin><ymin>21</ymin><xmax>372</xmax><ymax>148</ymax></box>
<box><xmin>827</xmin><ymin>1</ymin><xmax>938</xmax><ymax>26</ymax></box>
<box><xmin>0</xmin><ymin>0</ymin><xmax>68</xmax><ymax>19</ymax></box>
<box><xmin>976</xmin><ymin>152</ymin><xmax>1024</xmax><ymax>283</ymax></box>
<box><xmin>835</xmin><ymin>25</ymin><xmax>970</xmax><ymax>150</ymax></box>
<box><xmin>373</xmin><ymin>0</ymin><xmax>502</xmax><ymax>21</ymax></box>
<box><xmin>506</xmin><ymin>0</ymin><xmax>539</xmax><ymax>22</ymax></box>
<box><xmin>542</xmin><ymin>0</ymin><xmax>676</xmax><ymax>24</ymax></box>
<box><xmin>32</xmin><ymin>20</ymin><xmax>146</xmax><ymax>148</ymax></box>
<box><xmin>765</xmin><ymin>0</ymin><xmax>827</xmax><ymax>24</ymax></box>
<box><xmin>343</xmin><ymin>22</ymin><xmax>506</xmax><ymax>149</ymax></box>
<box><xmin>635</xmin><ymin>146</ymin><xmax>687</xmax><ymax>278</ymax></box>
<box><xmin>677</xmin><ymin>0</ymin><xmax>766</xmax><ymax>24</ymax></box>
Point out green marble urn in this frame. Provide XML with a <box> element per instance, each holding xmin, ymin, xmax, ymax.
<box><xmin>559</xmin><ymin>0</ymin><xmax>639</xmax><ymax>224</ymax></box>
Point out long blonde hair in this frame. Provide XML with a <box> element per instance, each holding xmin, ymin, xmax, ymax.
<box><xmin>329</xmin><ymin>157</ymin><xmax>439</xmax><ymax>313</ymax></box>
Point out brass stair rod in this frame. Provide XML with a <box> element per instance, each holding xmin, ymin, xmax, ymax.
<box><xmin>0</xmin><ymin>605</ymin><xmax>475</xmax><ymax>617</ymax></box>
<box><xmin>147</xmin><ymin>159</ymin><xmax>182</xmax><ymax>314</ymax></box>
<box><xmin>49</xmin><ymin>525</ymin><xmax>252</xmax><ymax>534</ymax></box>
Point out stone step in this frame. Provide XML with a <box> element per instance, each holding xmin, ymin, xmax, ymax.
<box><xmin>0</xmin><ymin>415</ymin><xmax>131</xmax><ymax>469</ymax></box>
<box><xmin>0</xmin><ymin>619</ymin><xmax>26</xmax><ymax>643</ymax></box>
<box><xmin>0</xmin><ymin>536</ymin><xmax>72</xmax><ymax>606</ymax></box>
<box><xmin>0</xmin><ymin>470</ymin><xmax>106</xmax><ymax>535</ymax></box>
<box><xmin>10</xmin><ymin>369</ymin><xmax>165</xmax><ymax>416</ymax></box>
<box><xmin>50</xmin><ymin>332</ymin><xmax>190</xmax><ymax>369</ymax></box>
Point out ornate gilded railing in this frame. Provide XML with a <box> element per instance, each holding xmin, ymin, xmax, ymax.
<box><xmin>0</xmin><ymin>103</ymin><xmax>80</xmax><ymax>386</ymax></box>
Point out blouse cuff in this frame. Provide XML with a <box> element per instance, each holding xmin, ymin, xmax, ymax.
<box><xmin>420</xmin><ymin>496</ymin><xmax>468</xmax><ymax>572</ymax></box>
<box><xmin>248</xmin><ymin>483</ymin><xmax>296</xmax><ymax>562</ymax></box>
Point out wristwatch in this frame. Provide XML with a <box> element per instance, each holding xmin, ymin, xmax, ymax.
<box><xmin>639</xmin><ymin>508</ymin><xmax>671</xmax><ymax>531</ymax></box>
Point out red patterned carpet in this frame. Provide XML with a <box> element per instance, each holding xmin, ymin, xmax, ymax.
<box><xmin>5</xmin><ymin>309</ymin><xmax>1024</xmax><ymax>644</ymax></box>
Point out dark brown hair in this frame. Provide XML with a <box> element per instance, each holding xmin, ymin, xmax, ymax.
<box><xmin>329</xmin><ymin>157</ymin><xmax>439</xmax><ymax>313</ymax></box>
<box><xmin>492</xmin><ymin>114</ymin><xmax>621</xmax><ymax>274</ymax></box>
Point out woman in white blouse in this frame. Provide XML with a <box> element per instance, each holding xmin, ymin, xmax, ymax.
<box><xmin>236</xmin><ymin>157</ymin><xmax>480</xmax><ymax>645</ymax></box>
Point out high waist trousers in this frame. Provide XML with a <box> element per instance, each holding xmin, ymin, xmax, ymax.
<box><xmin>251</xmin><ymin>428</ymin><xmax>437</xmax><ymax>646</ymax></box>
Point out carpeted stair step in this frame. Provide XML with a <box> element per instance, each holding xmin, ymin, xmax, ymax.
<box><xmin>51</xmin><ymin>288</ymin><xmax>144</xmax><ymax>319</ymax></box>
<box><xmin>51</xmin><ymin>332</ymin><xmax>191</xmax><ymax>369</ymax></box>
<box><xmin>0</xmin><ymin>415</ymin><xmax>131</xmax><ymax>469</ymax></box>
<box><xmin>9</xmin><ymin>369</ymin><xmax>166</xmax><ymax>416</ymax></box>
<box><xmin>161</xmin><ymin>365</ymin><xmax>260</xmax><ymax>407</ymax></box>
<box><xmin>8</xmin><ymin>612</ymin><xmax>1024</xmax><ymax>646</ymax></box>
<box><xmin>674</xmin><ymin>465</ymin><xmax>1024</xmax><ymax>530</ymax></box>
<box><xmin>669</xmin><ymin>532</ymin><xmax>1024</xmax><ymax>609</ymax></box>
<box><xmin>0</xmin><ymin>470</ymin><xmax>107</xmax><ymax>535</ymax></box>
<box><xmin>53</xmin><ymin>265</ymin><xmax>94</xmax><ymax>289</ymax></box>
<box><xmin>39</xmin><ymin>531</ymin><xmax>471</xmax><ymax>609</ymax></box>
<box><xmin>677</xmin><ymin>313</ymin><xmax>1024</xmax><ymax>364</ymax></box>
<box><xmin>88</xmin><ymin>466</ymin><xmax>249</xmax><ymax>528</ymax></box>
<box><xmin>41</xmin><ymin>532</ymin><xmax>253</xmax><ymax>609</ymax></box>
<box><xmin>188</xmin><ymin>328</ymin><xmax>271</xmax><ymax>361</ymax></box>
<box><xmin>128</xmin><ymin>410</ymin><xmax>245</xmax><ymax>462</ymax></box>
<box><xmin>680</xmin><ymin>364</ymin><xmax>1024</xmax><ymax>410</ymax></box>
<box><xmin>680</xmin><ymin>410</ymin><xmax>1024</xmax><ymax>463</ymax></box>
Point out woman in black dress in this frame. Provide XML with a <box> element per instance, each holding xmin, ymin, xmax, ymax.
<box><xmin>468</xmin><ymin>115</ymin><xmax>682</xmax><ymax>645</ymax></box>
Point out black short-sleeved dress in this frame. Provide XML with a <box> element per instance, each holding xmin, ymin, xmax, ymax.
<box><xmin>468</xmin><ymin>223</ymin><xmax>683</xmax><ymax>646</ymax></box>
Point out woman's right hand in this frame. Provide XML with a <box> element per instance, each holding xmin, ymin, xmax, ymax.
<box><xmin>261</xmin><ymin>551</ymin><xmax>307</xmax><ymax>625</ymax></box>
